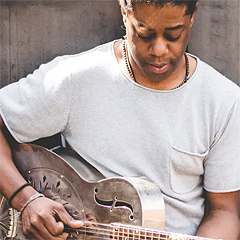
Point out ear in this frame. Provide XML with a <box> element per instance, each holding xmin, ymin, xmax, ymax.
<box><xmin>190</xmin><ymin>2</ymin><xmax>198</xmax><ymax>28</ymax></box>
<box><xmin>121</xmin><ymin>4</ymin><xmax>128</xmax><ymax>27</ymax></box>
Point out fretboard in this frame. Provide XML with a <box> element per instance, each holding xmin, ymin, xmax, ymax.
<box><xmin>65</xmin><ymin>221</ymin><xmax>220</xmax><ymax>240</ymax></box>
<box><xmin>111</xmin><ymin>223</ymin><xmax>217</xmax><ymax>240</ymax></box>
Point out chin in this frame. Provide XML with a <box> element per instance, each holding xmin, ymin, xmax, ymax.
<box><xmin>144</xmin><ymin>72</ymin><xmax>172</xmax><ymax>83</ymax></box>
<box><xmin>140</xmin><ymin>64</ymin><xmax>173</xmax><ymax>82</ymax></box>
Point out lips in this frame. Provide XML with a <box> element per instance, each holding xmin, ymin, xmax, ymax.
<box><xmin>148</xmin><ymin>62</ymin><xmax>169</xmax><ymax>74</ymax></box>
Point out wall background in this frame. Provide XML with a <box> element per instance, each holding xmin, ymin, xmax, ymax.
<box><xmin>0</xmin><ymin>0</ymin><xmax>239</xmax><ymax>88</ymax></box>
<box><xmin>0</xmin><ymin>0</ymin><xmax>124</xmax><ymax>88</ymax></box>
<box><xmin>189</xmin><ymin>0</ymin><xmax>240</xmax><ymax>86</ymax></box>
<box><xmin>0</xmin><ymin>0</ymin><xmax>240</xmax><ymax>226</ymax></box>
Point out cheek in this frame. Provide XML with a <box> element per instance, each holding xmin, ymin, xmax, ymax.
<box><xmin>131</xmin><ymin>44</ymin><xmax>148</xmax><ymax>66</ymax></box>
<box><xmin>170</xmin><ymin>44</ymin><xmax>185</xmax><ymax>57</ymax></box>
<box><xmin>128</xmin><ymin>37</ymin><xmax>146</xmax><ymax>60</ymax></box>
<box><xmin>170</xmin><ymin>35</ymin><xmax>190</xmax><ymax>57</ymax></box>
<box><xmin>126</xmin><ymin>26</ymin><xmax>146</xmax><ymax>55</ymax></box>
<box><xmin>181</xmin><ymin>29</ymin><xmax>191</xmax><ymax>50</ymax></box>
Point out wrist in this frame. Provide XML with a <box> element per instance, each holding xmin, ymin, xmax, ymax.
<box><xmin>10</xmin><ymin>184</ymin><xmax>38</xmax><ymax>211</ymax></box>
<box><xmin>8</xmin><ymin>183</ymin><xmax>32</xmax><ymax>206</ymax></box>
<box><xmin>17</xmin><ymin>193</ymin><xmax>45</xmax><ymax>218</ymax></box>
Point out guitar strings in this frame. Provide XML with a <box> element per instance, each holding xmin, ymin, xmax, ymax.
<box><xmin>64</xmin><ymin>221</ymin><xmax>207</xmax><ymax>240</ymax></box>
<box><xmin>14</xmin><ymin>220</ymin><xmax>205</xmax><ymax>240</ymax></box>
<box><xmin>12</xmin><ymin>220</ymin><xmax>204</xmax><ymax>240</ymax></box>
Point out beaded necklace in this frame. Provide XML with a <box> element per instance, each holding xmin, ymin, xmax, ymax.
<box><xmin>122</xmin><ymin>40</ymin><xmax>190</xmax><ymax>90</ymax></box>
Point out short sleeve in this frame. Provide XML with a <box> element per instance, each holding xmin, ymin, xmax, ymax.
<box><xmin>0</xmin><ymin>56</ymin><xmax>71</xmax><ymax>143</ymax></box>
<box><xmin>203</xmin><ymin>97</ymin><xmax>240</xmax><ymax>192</ymax></box>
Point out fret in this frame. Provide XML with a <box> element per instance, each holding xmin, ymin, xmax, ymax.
<box><xmin>150</xmin><ymin>229</ymin><xmax>154</xmax><ymax>240</ymax></box>
<box><xmin>133</xmin><ymin>226</ymin><xmax>136</xmax><ymax>240</ymax></box>
<box><xmin>153</xmin><ymin>229</ymin><xmax>161</xmax><ymax>240</ymax></box>
<box><xmin>119</xmin><ymin>225</ymin><xmax>124</xmax><ymax>240</ymax></box>
<box><xmin>132</xmin><ymin>225</ymin><xmax>141</xmax><ymax>240</ymax></box>
<box><xmin>112</xmin><ymin>224</ymin><xmax>119</xmax><ymax>240</ymax></box>
<box><xmin>144</xmin><ymin>229</ymin><xmax>148</xmax><ymax>240</ymax></box>
<box><xmin>136</xmin><ymin>227</ymin><xmax>141</xmax><ymax>240</ymax></box>
<box><xmin>144</xmin><ymin>229</ymin><xmax>147</xmax><ymax>240</ymax></box>
<box><xmin>124</xmin><ymin>225</ymin><xmax>130</xmax><ymax>240</ymax></box>
<box><xmin>122</xmin><ymin>224</ymin><xmax>130</xmax><ymax>240</ymax></box>
<box><xmin>146</xmin><ymin>229</ymin><xmax>153</xmax><ymax>240</ymax></box>
<box><xmin>128</xmin><ymin>225</ymin><xmax>134</xmax><ymax>240</ymax></box>
<box><xmin>127</xmin><ymin>225</ymin><xmax>130</xmax><ymax>240</ymax></box>
<box><xmin>160</xmin><ymin>231</ymin><xmax>168</xmax><ymax>240</ymax></box>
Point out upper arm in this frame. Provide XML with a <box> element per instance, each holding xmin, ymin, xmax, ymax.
<box><xmin>204</xmin><ymin>190</ymin><xmax>240</xmax><ymax>236</ymax></box>
<box><xmin>0</xmin><ymin>114</ymin><xmax>18</xmax><ymax>147</ymax></box>
<box><xmin>205</xmin><ymin>190</ymin><xmax>239</xmax><ymax>214</ymax></box>
<box><xmin>0</xmin><ymin>114</ymin><xmax>4</xmax><ymax>127</ymax></box>
<box><xmin>196</xmin><ymin>190</ymin><xmax>240</xmax><ymax>239</ymax></box>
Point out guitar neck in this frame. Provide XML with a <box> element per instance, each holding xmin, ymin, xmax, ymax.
<box><xmin>65</xmin><ymin>221</ymin><xmax>219</xmax><ymax>240</ymax></box>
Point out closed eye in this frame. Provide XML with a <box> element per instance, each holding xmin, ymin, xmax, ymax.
<box><xmin>136</xmin><ymin>31</ymin><xmax>181</xmax><ymax>42</ymax></box>
<box><xmin>136</xmin><ymin>31</ymin><xmax>155</xmax><ymax>41</ymax></box>
<box><xmin>164</xmin><ymin>33</ymin><xmax>181</xmax><ymax>42</ymax></box>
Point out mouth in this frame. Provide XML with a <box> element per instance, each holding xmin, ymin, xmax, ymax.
<box><xmin>147</xmin><ymin>62</ymin><xmax>169</xmax><ymax>74</ymax></box>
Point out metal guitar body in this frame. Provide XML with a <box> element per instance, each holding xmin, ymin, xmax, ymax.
<box><xmin>0</xmin><ymin>144</ymin><xmax>165</xmax><ymax>239</ymax></box>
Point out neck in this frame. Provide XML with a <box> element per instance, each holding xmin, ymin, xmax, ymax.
<box><xmin>122</xmin><ymin>40</ymin><xmax>189</xmax><ymax>91</ymax></box>
<box><xmin>64</xmin><ymin>221</ymin><xmax>217</xmax><ymax>240</ymax></box>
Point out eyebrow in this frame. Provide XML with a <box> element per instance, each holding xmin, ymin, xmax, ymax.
<box><xmin>165</xmin><ymin>24</ymin><xmax>184</xmax><ymax>31</ymax></box>
<box><xmin>136</xmin><ymin>22</ymin><xmax>184</xmax><ymax>32</ymax></box>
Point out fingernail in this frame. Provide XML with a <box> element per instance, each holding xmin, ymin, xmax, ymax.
<box><xmin>74</xmin><ymin>220</ymin><xmax>84</xmax><ymax>224</ymax></box>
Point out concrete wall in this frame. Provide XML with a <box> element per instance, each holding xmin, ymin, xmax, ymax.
<box><xmin>1</xmin><ymin>1</ymin><xmax>239</xmax><ymax>87</ymax></box>
<box><xmin>189</xmin><ymin>0</ymin><xmax>240</xmax><ymax>86</ymax></box>
<box><xmin>0</xmin><ymin>0</ymin><xmax>240</xmax><ymax>227</ymax></box>
<box><xmin>0</xmin><ymin>0</ymin><xmax>125</xmax><ymax>88</ymax></box>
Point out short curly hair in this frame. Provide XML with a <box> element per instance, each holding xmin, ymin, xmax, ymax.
<box><xmin>119</xmin><ymin>0</ymin><xmax>199</xmax><ymax>16</ymax></box>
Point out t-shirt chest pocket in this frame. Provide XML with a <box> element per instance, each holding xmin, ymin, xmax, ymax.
<box><xmin>170</xmin><ymin>145</ymin><xmax>209</xmax><ymax>194</ymax></box>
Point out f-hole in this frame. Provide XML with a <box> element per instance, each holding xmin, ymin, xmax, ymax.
<box><xmin>94</xmin><ymin>188</ymin><xmax>134</xmax><ymax>217</ymax></box>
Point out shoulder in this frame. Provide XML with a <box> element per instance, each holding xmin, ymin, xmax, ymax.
<box><xmin>190</xmin><ymin>55</ymin><xmax>240</xmax><ymax>104</ymax></box>
<box><xmin>65</xmin><ymin>41</ymin><xmax>115</xmax><ymax>68</ymax></box>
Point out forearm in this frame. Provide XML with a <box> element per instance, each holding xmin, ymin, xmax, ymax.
<box><xmin>196</xmin><ymin>209</ymin><xmax>240</xmax><ymax>240</ymax></box>
<box><xmin>0</xmin><ymin>117</ymin><xmax>37</xmax><ymax>210</ymax></box>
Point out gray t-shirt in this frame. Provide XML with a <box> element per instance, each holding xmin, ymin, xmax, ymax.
<box><xmin>1</xmin><ymin>41</ymin><xmax>240</xmax><ymax>235</ymax></box>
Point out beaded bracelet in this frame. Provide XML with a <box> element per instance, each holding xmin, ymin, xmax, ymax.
<box><xmin>8</xmin><ymin>183</ymin><xmax>32</xmax><ymax>206</ymax></box>
<box><xmin>17</xmin><ymin>193</ymin><xmax>45</xmax><ymax>218</ymax></box>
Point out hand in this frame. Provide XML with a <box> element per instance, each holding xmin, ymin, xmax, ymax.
<box><xmin>64</xmin><ymin>205</ymin><xmax>97</xmax><ymax>239</ymax></box>
<box><xmin>21</xmin><ymin>196</ymin><xmax>84</xmax><ymax>240</ymax></box>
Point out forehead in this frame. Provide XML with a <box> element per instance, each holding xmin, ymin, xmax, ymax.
<box><xmin>129</xmin><ymin>3</ymin><xmax>188</xmax><ymax>29</ymax></box>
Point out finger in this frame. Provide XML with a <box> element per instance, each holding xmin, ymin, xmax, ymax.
<box><xmin>86</xmin><ymin>212</ymin><xmax>97</xmax><ymax>222</ymax></box>
<box><xmin>31</xmin><ymin>219</ymin><xmax>61</xmax><ymax>240</ymax></box>
<box><xmin>84</xmin><ymin>206</ymin><xmax>97</xmax><ymax>222</ymax></box>
<box><xmin>62</xmin><ymin>201</ymin><xmax>84</xmax><ymax>220</ymax></box>
<box><xmin>59</xmin><ymin>232</ymin><xmax>69</xmax><ymax>240</ymax></box>
<box><xmin>22</xmin><ymin>216</ymin><xmax>45</xmax><ymax>240</ymax></box>
<box><xmin>42</xmin><ymin>210</ymin><xmax>66</xmax><ymax>236</ymax></box>
<box><xmin>24</xmin><ymin>228</ymin><xmax>45</xmax><ymax>240</ymax></box>
<box><xmin>29</xmin><ymin>224</ymin><xmax>69</xmax><ymax>240</ymax></box>
<box><xmin>53</xmin><ymin>208</ymin><xmax>84</xmax><ymax>229</ymax></box>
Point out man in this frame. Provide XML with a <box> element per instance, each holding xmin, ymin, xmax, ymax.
<box><xmin>0</xmin><ymin>0</ymin><xmax>239</xmax><ymax>239</ymax></box>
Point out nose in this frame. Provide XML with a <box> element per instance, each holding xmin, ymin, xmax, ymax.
<box><xmin>149</xmin><ymin>36</ymin><xmax>169</xmax><ymax>57</ymax></box>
